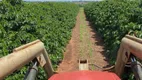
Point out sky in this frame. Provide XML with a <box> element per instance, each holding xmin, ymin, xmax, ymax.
<box><xmin>23</xmin><ymin>0</ymin><xmax>100</xmax><ymax>1</ymax></box>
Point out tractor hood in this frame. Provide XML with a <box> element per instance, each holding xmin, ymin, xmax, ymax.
<box><xmin>49</xmin><ymin>70</ymin><xmax>120</xmax><ymax>80</ymax></box>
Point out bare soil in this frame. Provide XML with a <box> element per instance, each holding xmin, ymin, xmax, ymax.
<box><xmin>57</xmin><ymin>8</ymin><xmax>108</xmax><ymax>73</ymax></box>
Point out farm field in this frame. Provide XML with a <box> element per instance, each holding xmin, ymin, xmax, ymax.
<box><xmin>0</xmin><ymin>0</ymin><xmax>79</xmax><ymax>79</ymax></box>
<box><xmin>0</xmin><ymin>0</ymin><xmax>142</xmax><ymax>80</ymax></box>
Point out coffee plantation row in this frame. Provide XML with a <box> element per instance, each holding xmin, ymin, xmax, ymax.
<box><xmin>0</xmin><ymin>0</ymin><xmax>79</xmax><ymax>79</ymax></box>
<box><xmin>84</xmin><ymin>0</ymin><xmax>142</xmax><ymax>64</ymax></box>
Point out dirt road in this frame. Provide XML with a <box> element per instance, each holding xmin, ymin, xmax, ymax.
<box><xmin>57</xmin><ymin>8</ymin><xmax>108</xmax><ymax>73</ymax></box>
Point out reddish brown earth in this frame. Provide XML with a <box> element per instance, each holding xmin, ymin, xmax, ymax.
<box><xmin>57</xmin><ymin>8</ymin><xmax>108</xmax><ymax>73</ymax></box>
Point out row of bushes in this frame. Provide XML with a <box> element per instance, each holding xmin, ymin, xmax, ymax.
<box><xmin>84</xmin><ymin>0</ymin><xmax>142</xmax><ymax>64</ymax></box>
<box><xmin>0</xmin><ymin>0</ymin><xmax>79</xmax><ymax>79</ymax></box>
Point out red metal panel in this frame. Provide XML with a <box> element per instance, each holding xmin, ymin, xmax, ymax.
<box><xmin>49</xmin><ymin>70</ymin><xmax>120</xmax><ymax>80</ymax></box>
